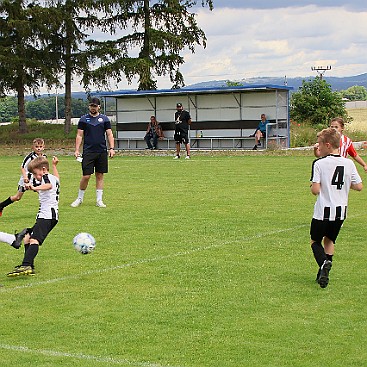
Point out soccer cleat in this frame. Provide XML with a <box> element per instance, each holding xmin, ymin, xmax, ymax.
<box><xmin>252</xmin><ymin>145</ymin><xmax>257</xmax><ymax>150</ymax></box>
<box><xmin>7</xmin><ymin>265</ymin><xmax>33</xmax><ymax>277</ymax></box>
<box><xmin>185</xmin><ymin>156</ymin><xmax>190</xmax><ymax>159</ymax></box>
<box><xmin>71</xmin><ymin>198</ymin><xmax>83</xmax><ymax>207</ymax></box>
<box><xmin>318</xmin><ymin>260</ymin><xmax>332</xmax><ymax>288</ymax></box>
<box><xmin>173</xmin><ymin>155</ymin><xmax>180</xmax><ymax>159</ymax></box>
<box><xmin>11</xmin><ymin>228</ymin><xmax>28</xmax><ymax>249</ymax></box>
<box><xmin>96</xmin><ymin>200</ymin><xmax>106</xmax><ymax>208</ymax></box>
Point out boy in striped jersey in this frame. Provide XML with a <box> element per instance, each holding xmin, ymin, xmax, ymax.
<box><xmin>314</xmin><ymin>117</ymin><xmax>367</xmax><ymax>173</ymax></box>
<box><xmin>6</xmin><ymin>156</ymin><xmax>60</xmax><ymax>277</ymax></box>
<box><xmin>0</xmin><ymin>138</ymin><xmax>46</xmax><ymax>217</ymax></box>
<box><xmin>310</xmin><ymin>128</ymin><xmax>362</xmax><ymax>288</ymax></box>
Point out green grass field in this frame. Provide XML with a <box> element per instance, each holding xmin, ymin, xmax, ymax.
<box><xmin>1</xmin><ymin>154</ymin><xmax>367</xmax><ymax>367</ymax></box>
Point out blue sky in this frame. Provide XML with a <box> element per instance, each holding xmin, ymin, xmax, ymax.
<box><xmin>72</xmin><ymin>1</ymin><xmax>367</xmax><ymax>91</ymax></box>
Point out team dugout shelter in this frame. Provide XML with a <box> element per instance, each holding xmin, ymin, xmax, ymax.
<box><xmin>102</xmin><ymin>84</ymin><xmax>292</xmax><ymax>150</ymax></box>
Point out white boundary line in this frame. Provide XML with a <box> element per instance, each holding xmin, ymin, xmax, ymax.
<box><xmin>0</xmin><ymin>343</ymin><xmax>181</xmax><ymax>367</ymax></box>
<box><xmin>0</xmin><ymin>224</ymin><xmax>307</xmax><ymax>293</ymax></box>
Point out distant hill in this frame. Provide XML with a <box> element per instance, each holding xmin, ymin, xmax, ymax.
<box><xmin>25</xmin><ymin>73</ymin><xmax>367</xmax><ymax>99</ymax></box>
<box><xmin>186</xmin><ymin>73</ymin><xmax>367</xmax><ymax>92</ymax></box>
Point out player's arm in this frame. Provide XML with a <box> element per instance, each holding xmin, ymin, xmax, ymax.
<box><xmin>353</xmin><ymin>155</ymin><xmax>367</xmax><ymax>173</ymax></box>
<box><xmin>29</xmin><ymin>182</ymin><xmax>52</xmax><ymax>192</ymax></box>
<box><xmin>351</xmin><ymin>182</ymin><xmax>363</xmax><ymax>191</ymax></box>
<box><xmin>52</xmin><ymin>156</ymin><xmax>60</xmax><ymax>179</ymax></box>
<box><xmin>20</xmin><ymin>167</ymin><xmax>29</xmax><ymax>183</ymax></box>
<box><xmin>106</xmin><ymin>129</ymin><xmax>115</xmax><ymax>157</ymax></box>
<box><xmin>75</xmin><ymin>129</ymin><xmax>84</xmax><ymax>158</ymax></box>
<box><xmin>311</xmin><ymin>182</ymin><xmax>320</xmax><ymax>195</ymax></box>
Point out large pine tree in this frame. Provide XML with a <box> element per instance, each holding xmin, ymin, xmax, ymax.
<box><xmin>84</xmin><ymin>0</ymin><xmax>213</xmax><ymax>91</ymax></box>
<box><xmin>0</xmin><ymin>0</ymin><xmax>59</xmax><ymax>132</ymax></box>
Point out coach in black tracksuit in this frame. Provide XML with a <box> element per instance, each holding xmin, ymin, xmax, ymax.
<box><xmin>173</xmin><ymin>102</ymin><xmax>191</xmax><ymax>159</ymax></box>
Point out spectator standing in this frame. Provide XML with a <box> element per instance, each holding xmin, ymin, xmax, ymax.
<box><xmin>174</xmin><ymin>103</ymin><xmax>191</xmax><ymax>159</ymax></box>
<box><xmin>71</xmin><ymin>97</ymin><xmax>115</xmax><ymax>208</ymax></box>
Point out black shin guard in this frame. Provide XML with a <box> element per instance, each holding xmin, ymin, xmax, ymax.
<box><xmin>0</xmin><ymin>196</ymin><xmax>13</xmax><ymax>209</ymax></box>
<box><xmin>22</xmin><ymin>244</ymin><xmax>39</xmax><ymax>267</ymax></box>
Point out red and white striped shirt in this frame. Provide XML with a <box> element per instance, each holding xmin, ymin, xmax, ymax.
<box><xmin>340</xmin><ymin>134</ymin><xmax>357</xmax><ymax>158</ymax></box>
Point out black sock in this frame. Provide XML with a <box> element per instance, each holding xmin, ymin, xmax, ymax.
<box><xmin>0</xmin><ymin>197</ymin><xmax>13</xmax><ymax>209</ymax></box>
<box><xmin>22</xmin><ymin>244</ymin><xmax>39</xmax><ymax>267</ymax></box>
<box><xmin>326</xmin><ymin>254</ymin><xmax>333</xmax><ymax>262</ymax></box>
<box><xmin>311</xmin><ymin>241</ymin><xmax>327</xmax><ymax>267</ymax></box>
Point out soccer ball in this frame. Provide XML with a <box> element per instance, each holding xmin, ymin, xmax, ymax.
<box><xmin>73</xmin><ymin>232</ymin><xmax>96</xmax><ymax>254</ymax></box>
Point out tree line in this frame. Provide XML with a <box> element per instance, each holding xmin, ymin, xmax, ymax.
<box><xmin>0</xmin><ymin>0</ymin><xmax>213</xmax><ymax>133</ymax></box>
<box><xmin>0</xmin><ymin>96</ymin><xmax>88</xmax><ymax>122</ymax></box>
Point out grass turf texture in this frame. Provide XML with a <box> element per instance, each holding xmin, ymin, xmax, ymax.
<box><xmin>1</xmin><ymin>154</ymin><xmax>367</xmax><ymax>367</ymax></box>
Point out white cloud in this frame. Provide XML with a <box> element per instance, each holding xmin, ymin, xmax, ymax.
<box><xmin>66</xmin><ymin>3</ymin><xmax>367</xmax><ymax>92</ymax></box>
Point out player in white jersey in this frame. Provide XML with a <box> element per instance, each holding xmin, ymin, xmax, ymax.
<box><xmin>310</xmin><ymin>128</ymin><xmax>362</xmax><ymax>288</ymax></box>
<box><xmin>6</xmin><ymin>156</ymin><xmax>60</xmax><ymax>277</ymax></box>
<box><xmin>0</xmin><ymin>138</ymin><xmax>46</xmax><ymax>217</ymax></box>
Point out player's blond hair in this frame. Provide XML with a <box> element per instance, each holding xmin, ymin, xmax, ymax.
<box><xmin>317</xmin><ymin>128</ymin><xmax>340</xmax><ymax>149</ymax></box>
<box><xmin>27</xmin><ymin>156</ymin><xmax>49</xmax><ymax>173</ymax></box>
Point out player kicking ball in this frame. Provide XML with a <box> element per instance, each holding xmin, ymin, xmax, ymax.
<box><xmin>310</xmin><ymin>128</ymin><xmax>362</xmax><ymax>288</ymax></box>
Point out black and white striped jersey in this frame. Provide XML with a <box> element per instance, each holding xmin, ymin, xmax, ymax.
<box><xmin>311</xmin><ymin>154</ymin><xmax>362</xmax><ymax>221</ymax></box>
<box><xmin>32</xmin><ymin>173</ymin><xmax>60</xmax><ymax>221</ymax></box>
<box><xmin>18</xmin><ymin>152</ymin><xmax>47</xmax><ymax>185</ymax></box>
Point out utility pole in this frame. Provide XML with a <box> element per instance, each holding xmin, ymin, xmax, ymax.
<box><xmin>311</xmin><ymin>65</ymin><xmax>332</xmax><ymax>79</ymax></box>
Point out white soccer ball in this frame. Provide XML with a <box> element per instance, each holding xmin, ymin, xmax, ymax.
<box><xmin>73</xmin><ymin>232</ymin><xmax>96</xmax><ymax>254</ymax></box>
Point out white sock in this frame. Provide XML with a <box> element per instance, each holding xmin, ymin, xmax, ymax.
<box><xmin>96</xmin><ymin>189</ymin><xmax>103</xmax><ymax>202</ymax></box>
<box><xmin>0</xmin><ymin>231</ymin><xmax>16</xmax><ymax>245</ymax></box>
<box><xmin>78</xmin><ymin>189</ymin><xmax>85</xmax><ymax>201</ymax></box>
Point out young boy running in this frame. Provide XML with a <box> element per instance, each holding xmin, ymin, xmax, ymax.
<box><xmin>310</xmin><ymin>128</ymin><xmax>362</xmax><ymax>288</ymax></box>
<box><xmin>6</xmin><ymin>156</ymin><xmax>60</xmax><ymax>277</ymax></box>
<box><xmin>0</xmin><ymin>138</ymin><xmax>46</xmax><ymax>217</ymax></box>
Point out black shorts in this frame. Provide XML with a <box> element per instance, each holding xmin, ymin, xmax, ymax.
<box><xmin>29</xmin><ymin>218</ymin><xmax>58</xmax><ymax>246</ymax></box>
<box><xmin>174</xmin><ymin>130</ymin><xmax>189</xmax><ymax>144</ymax></box>
<box><xmin>310</xmin><ymin>218</ymin><xmax>344</xmax><ymax>243</ymax></box>
<box><xmin>82</xmin><ymin>151</ymin><xmax>108</xmax><ymax>175</ymax></box>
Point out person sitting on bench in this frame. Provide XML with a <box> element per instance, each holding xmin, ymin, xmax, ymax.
<box><xmin>252</xmin><ymin>113</ymin><xmax>269</xmax><ymax>150</ymax></box>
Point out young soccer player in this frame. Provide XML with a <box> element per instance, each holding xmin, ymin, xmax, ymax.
<box><xmin>6</xmin><ymin>156</ymin><xmax>60</xmax><ymax>277</ymax></box>
<box><xmin>310</xmin><ymin>128</ymin><xmax>362</xmax><ymax>288</ymax></box>
<box><xmin>0</xmin><ymin>138</ymin><xmax>46</xmax><ymax>217</ymax></box>
<box><xmin>314</xmin><ymin>117</ymin><xmax>367</xmax><ymax>173</ymax></box>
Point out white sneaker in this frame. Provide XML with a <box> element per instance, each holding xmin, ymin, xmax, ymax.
<box><xmin>185</xmin><ymin>156</ymin><xmax>190</xmax><ymax>159</ymax></box>
<box><xmin>173</xmin><ymin>155</ymin><xmax>180</xmax><ymax>159</ymax></box>
<box><xmin>71</xmin><ymin>198</ymin><xmax>83</xmax><ymax>207</ymax></box>
<box><xmin>96</xmin><ymin>200</ymin><xmax>106</xmax><ymax>208</ymax></box>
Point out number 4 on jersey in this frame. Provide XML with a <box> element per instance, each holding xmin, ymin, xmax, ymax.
<box><xmin>331</xmin><ymin>166</ymin><xmax>344</xmax><ymax>190</ymax></box>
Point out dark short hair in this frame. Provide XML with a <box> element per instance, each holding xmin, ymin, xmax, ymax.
<box><xmin>89</xmin><ymin>97</ymin><xmax>100</xmax><ymax>106</ymax></box>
